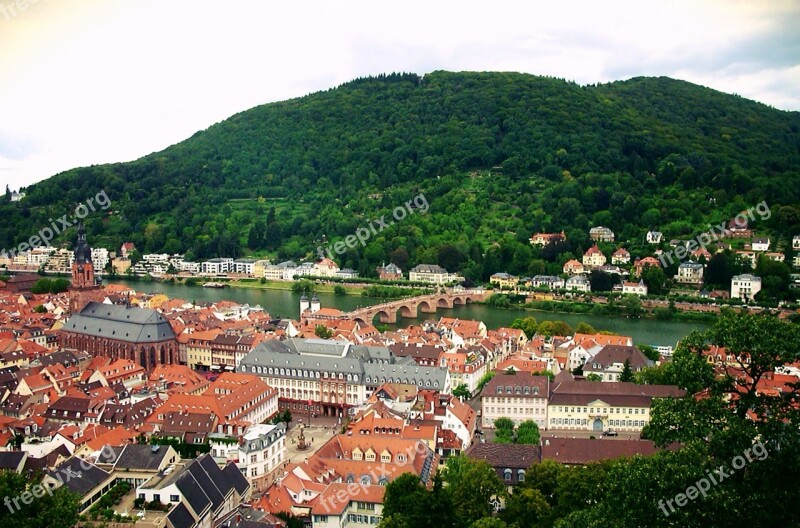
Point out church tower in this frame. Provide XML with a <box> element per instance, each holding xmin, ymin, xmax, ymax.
<box><xmin>69</xmin><ymin>223</ymin><xmax>100</xmax><ymax>313</ymax></box>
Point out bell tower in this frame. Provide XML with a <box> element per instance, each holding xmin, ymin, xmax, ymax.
<box><xmin>69</xmin><ymin>223</ymin><xmax>100</xmax><ymax>313</ymax></box>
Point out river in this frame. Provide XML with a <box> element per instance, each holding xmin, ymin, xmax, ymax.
<box><xmin>105</xmin><ymin>279</ymin><xmax>710</xmax><ymax>347</ymax></box>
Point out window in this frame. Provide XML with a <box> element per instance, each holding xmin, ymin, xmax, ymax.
<box><xmin>170</xmin><ymin>495</ymin><xmax>179</xmax><ymax>502</ymax></box>
<box><xmin>360</xmin><ymin>475</ymin><xmax>372</xmax><ymax>485</ymax></box>
<box><xmin>504</xmin><ymin>469</ymin><xmax>512</xmax><ymax>482</ymax></box>
<box><xmin>251</xmin><ymin>467</ymin><xmax>258</xmax><ymax>476</ymax></box>
<box><xmin>518</xmin><ymin>470</ymin><xmax>525</xmax><ymax>482</ymax></box>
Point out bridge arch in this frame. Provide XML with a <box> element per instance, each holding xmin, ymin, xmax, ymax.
<box><xmin>397</xmin><ymin>305</ymin><xmax>417</xmax><ymax>319</ymax></box>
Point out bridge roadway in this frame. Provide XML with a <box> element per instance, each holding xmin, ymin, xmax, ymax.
<box><xmin>342</xmin><ymin>288</ymin><xmax>489</xmax><ymax>324</ymax></box>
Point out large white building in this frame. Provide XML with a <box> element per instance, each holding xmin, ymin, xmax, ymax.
<box><xmin>731</xmin><ymin>274</ymin><xmax>762</xmax><ymax>301</ymax></box>
<box><xmin>480</xmin><ymin>372</ymin><xmax>549</xmax><ymax>430</ymax></box>
<box><xmin>201</xmin><ymin>258</ymin><xmax>234</xmax><ymax>275</ymax></box>
<box><xmin>547</xmin><ymin>376</ymin><xmax>683</xmax><ymax>433</ymax></box>
<box><xmin>239</xmin><ymin>338</ymin><xmax>451</xmax><ymax>417</ymax></box>
<box><xmin>409</xmin><ymin>264</ymin><xmax>464</xmax><ymax>285</ymax></box>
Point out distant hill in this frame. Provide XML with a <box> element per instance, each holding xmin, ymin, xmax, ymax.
<box><xmin>3</xmin><ymin>71</ymin><xmax>799</xmax><ymax>279</ymax></box>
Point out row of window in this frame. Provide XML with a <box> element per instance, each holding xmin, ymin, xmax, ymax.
<box><xmin>346</xmin><ymin>514</ymin><xmax>382</xmax><ymax>524</ymax></box>
<box><xmin>489</xmin><ymin>396</ymin><xmax>545</xmax><ymax>404</ymax></box>
<box><xmin>495</xmin><ymin>385</ymin><xmax>540</xmax><ymax>395</ymax></box>
<box><xmin>486</xmin><ymin>407</ymin><xmax>544</xmax><ymax>415</ymax></box>
<box><xmin>503</xmin><ymin>469</ymin><xmax>526</xmax><ymax>482</ymax></box>
<box><xmin>352</xmin><ymin>452</ymin><xmax>406</xmax><ymax>464</ymax></box>
<box><xmin>249</xmin><ymin>366</ymin><xmax>441</xmax><ymax>389</ymax></box>
<box><xmin>547</xmin><ymin>418</ymin><xmax>648</xmax><ymax>428</ymax></box>
<box><xmin>555</xmin><ymin>406</ymin><xmax>647</xmax><ymax>415</ymax></box>
<box><xmin>250</xmin><ymin>365</ymin><xmax>357</xmax><ymax>381</ymax></box>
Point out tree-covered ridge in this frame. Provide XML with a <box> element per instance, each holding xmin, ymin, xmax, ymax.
<box><xmin>3</xmin><ymin>72</ymin><xmax>799</xmax><ymax>279</ymax></box>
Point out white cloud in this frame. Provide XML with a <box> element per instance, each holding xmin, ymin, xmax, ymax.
<box><xmin>0</xmin><ymin>0</ymin><xmax>797</xmax><ymax>190</ymax></box>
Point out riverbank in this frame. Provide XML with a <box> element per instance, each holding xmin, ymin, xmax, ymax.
<box><xmin>228</xmin><ymin>279</ymin><xmax>365</xmax><ymax>295</ymax></box>
<box><xmin>479</xmin><ymin>294</ymin><xmax>719</xmax><ymax>323</ymax></box>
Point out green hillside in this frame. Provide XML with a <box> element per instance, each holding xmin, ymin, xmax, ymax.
<box><xmin>3</xmin><ymin>71</ymin><xmax>799</xmax><ymax>279</ymax></box>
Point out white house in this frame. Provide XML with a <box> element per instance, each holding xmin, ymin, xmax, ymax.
<box><xmin>531</xmin><ymin>275</ymin><xmax>566</xmax><ymax>289</ymax></box>
<box><xmin>566</xmin><ymin>275</ymin><xmax>591</xmax><ymax>292</ymax></box>
<box><xmin>409</xmin><ymin>264</ymin><xmax>463</xmax><ymax>285</ymax></box>
<box><xmin>675</xmin><ymin>261</ymin><xmax>704</xmax><ymax>285</ymax></box>
<box><xmin>233</xmin><ymin>258</ymin><xmax>257</xmax><ymax>275</ymax></box>
<box><xmin>582</xmin><ymin>245</ymin><xmax>606</xmax><ymax>269</ymax></box>
<box><xmin>589</xmin><ymin>226</ymin><xmax>615</xmax><ymax>242</ymax></box>
<box><xmin>751</xmin><ymin>237</ymin><xmax>771</xmax><ymax>252</ymax></box>
<box><xmin>201</xmin><ymin>258</ymin><xmax>234</xmax><ymax>275</ymax></box>
<box><xmin>611</xmin><ymin>248</ymin><xmax>630</xmax><ymax>265</ymax></box>
<box><xmin>622</xmin><ymin>280</ymin><xmax>648</xmax><ymax>296</ymax></box>
<box><xmin>210</xmin><ymin>423</ymin><xmax>286</xmax><ymax>492</ymax></box>
<box><xmin>646</xmin><ymin>231</ymin><xmax>663</xmax><ymax>244</ymax></box>
<box><xmin>731</xmin><ymin>274</ymin><xmax>762</xmax><ymax>301</ymax></box>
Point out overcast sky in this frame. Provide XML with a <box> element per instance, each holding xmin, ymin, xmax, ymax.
<box><xmin>1</xmin><ymin>0</ymin><xmax>798</xmax><ymax>190</ymax></box>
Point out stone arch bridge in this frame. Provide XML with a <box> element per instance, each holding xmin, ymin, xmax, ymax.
<box><xmin>345</xmin><ymin>289</ymin><xmax>489</xmax><ymax>325</ymax></box>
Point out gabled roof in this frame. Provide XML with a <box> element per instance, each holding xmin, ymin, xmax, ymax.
<box><xmin>60</xmin><ymin>302</ymin><xmax>175</xmax><ymax>343</ymax></box>
<box><xmin>113</xmin><ymin>443</ymin><xmax>172</xmax><ymax>471</ymax></box>
<box><xmin>466</xmin><ymin>442</ymin><xmax>541</xmax><ymax>469</ymax></box>
<box><xmin>49</xmin><ymin>457</ymin><xmax>110</xmax><ymax>496</ymax></box>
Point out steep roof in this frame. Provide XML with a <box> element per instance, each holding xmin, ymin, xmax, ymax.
<box><xmin>466</xmin><ymin>442</ymin><xmax>541</xmax><ymax>470</ymax></box>
<box><xmin>60</xmin><ymin>301</ymin><xmax>175</xmax><ymax>343</ymax></box>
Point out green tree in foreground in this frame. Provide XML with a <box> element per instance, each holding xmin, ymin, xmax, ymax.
<box><xmin>0</xmin><ymin>471</ymin><xmax>80</xmax><ymax>528</ymax></box>
<box><xmin>444</xmin><ymin>455</ymin><xmax>506</xmax><ymax>526</ymax></box>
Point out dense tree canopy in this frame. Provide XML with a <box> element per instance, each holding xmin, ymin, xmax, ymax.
<box><xmin>2</xmin><ymin>72</ymin><xmax>797</xmax><ymax>281</ymax></box>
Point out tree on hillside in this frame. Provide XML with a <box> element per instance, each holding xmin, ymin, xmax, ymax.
<box><xmin>469</xmin><ymin>518</ymin><xmax>508</xmax><ymax>528</ymax></box>
<box><xmin>640</xmin><ymin>265</ymin><xmax>667</xmax><ymax>295</ymax></box>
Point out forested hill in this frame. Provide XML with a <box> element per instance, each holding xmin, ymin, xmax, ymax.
<box><xmin>4</xmin><ymin>71</ymin><xmax>800</xmax><ymax>280</ymax></box>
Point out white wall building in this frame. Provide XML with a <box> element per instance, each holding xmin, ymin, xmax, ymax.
<box><xmin>480</xmin><ymin>372</ymin><xmax>549</xmax><ymax>429</ymax></box>
<box><xmin>202</xmin><ymin>258</ymin><xmax>234</xmax><ymax>275</ymax></box>
<box><xmin>731</xmin><ymin>274</ymin><xmax>762</xmax><ymax>301</ymax></box>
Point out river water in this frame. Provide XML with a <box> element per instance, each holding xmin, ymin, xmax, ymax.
<box><xmin>105</xmin><ymin>279</ymin><xmax>710</xmax><ymax>347</ymax></box>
